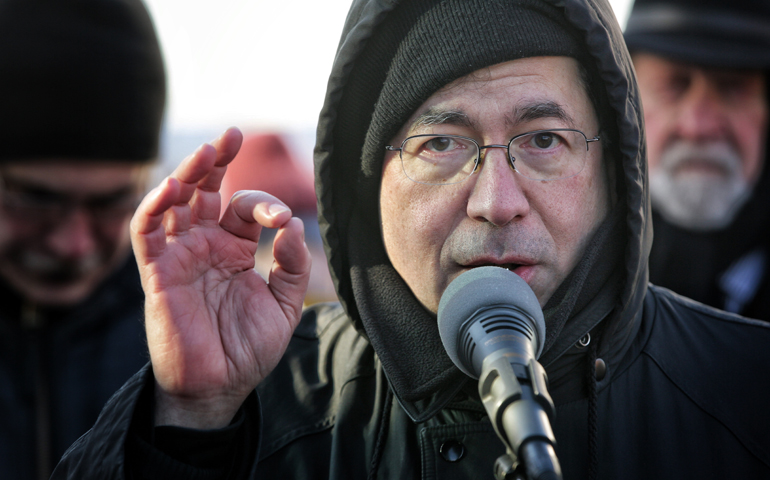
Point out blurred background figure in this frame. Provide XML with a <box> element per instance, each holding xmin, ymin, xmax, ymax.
<box><xmin>219</xmin><ymin>133</ymin><xmax>336</xmax><ymax>306</ymax></box>
<box><xmin>625</xmin><ymin>0</ymin><xmax>770</xmax><ymax>318</ymax></box>
<box><xmin>0</xmin><ymin>0</ymin><xmax>166</xmax><ymax>478</ymax></box>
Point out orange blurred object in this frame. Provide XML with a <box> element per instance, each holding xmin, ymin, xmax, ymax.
<box><xmin>219</xmin><ymin>132</ymin><xmax>336</xmax><ymax>305</ymax></box>
<box><xmin>220</xmin><ymin>133</ymin><xmax>316</xmax><ymax>217</ymax></box>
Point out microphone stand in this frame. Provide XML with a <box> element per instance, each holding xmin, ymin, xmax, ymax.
<box><xmin>478</xmin><ymin>350</ymin><xmax>562</xmax><ymax>480</ymax></box>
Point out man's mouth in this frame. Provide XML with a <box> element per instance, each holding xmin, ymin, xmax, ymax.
<box><xmin>18</xmin><ymin>250</ymin><xmax>103</xmax><ymax>282</ymax></box>
<box><xmin>497</xmin><ymin>263</ymin><xmax>522</xmax><ymax>272</ymax></box>
<box><xmin>467</xmin><ymin>262</ymin><xmax>525</xmax><ymax>273</ymax></box>
<box><xmin>462</xmin><ymin>261</ymin><xmax>536</xmax><ymax>284</ymax></box>
<box><xmin>673</xmin><ymin>159</ymin><xmax>729</xmax><ymax>178</ymax></box>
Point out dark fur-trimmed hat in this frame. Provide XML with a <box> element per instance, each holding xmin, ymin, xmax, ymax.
<box><xmin>624</xmin><ymin>0</ymin><xmax>770</xmax><ymax>69</ymax></box>
<box><xmin>0</xmin><ymin>0</ymin><xmax>166</xmax><ymax>162</ymax></box>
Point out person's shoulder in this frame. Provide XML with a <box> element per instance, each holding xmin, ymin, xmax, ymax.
<box><xmin>644</xmin><ymin>284</ymin><xmax>770</xmax><ymax>365</ymax></box>
<box><xmin>641</xmin><ymin>285</ymin><xmax>770</xmax><ymax>466</ymax></box>
<box><xmin>52</xmin><ymin>364</ymin><xmax>153</xmax><ymax>479</ymax></box>
<box><xmin>646</xmin><ymin>283</ymin><xmax>770</xmax><ymax>333</ymax></box>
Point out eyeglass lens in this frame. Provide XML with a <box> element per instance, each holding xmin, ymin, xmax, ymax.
<box><xmin>1</xmin><ymin>182</ymin><xmax>140</xmax><ymax>224</ymax></box>
<box><xmin>399</xmin><ymin>130</ymin><xmax>591</xmax><ymax>185</ymax></box>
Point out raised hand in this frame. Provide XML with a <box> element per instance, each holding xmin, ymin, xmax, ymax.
<box><xmin>130</xmin><ymin>127</ymin><xmax>312</xmax><ymax>429</ymax></box>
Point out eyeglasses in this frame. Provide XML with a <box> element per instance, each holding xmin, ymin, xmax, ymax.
<box><xmin>0</xmin><ymin>175</ymin><xmax>142</xmax><ymax>226</ymax></box>
<box><xmin>385</xmin><ymin>129</ymin><xmax>601</xmax><ymax>185</ymax></box>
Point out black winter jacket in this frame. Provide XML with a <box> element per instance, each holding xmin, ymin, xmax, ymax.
<box><xmin>0</xmin><ymin>256</ymin><xmax>147</xmax><ymax>480</ymax></box>
<box><xmin>52</xmin><ymin>0</ymin><xmax>770</xmax><ymax>479</ymax></box>
<box><xmin>54</xmin><ymin>289</ymin><xmax>770</xmax><ymax>479</ymax></box>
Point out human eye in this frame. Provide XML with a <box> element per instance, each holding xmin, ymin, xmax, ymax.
<box><xmin>90</xmin><ymin>190</ymin><xmax>135</xmax><ymax>208</ymax></box>
<box><xmin>514</xmin><ymin>131</ymin><xmax>567</xmax><ymax>153</ymax></box>
<box><xmin>529</xmin><ymin>131</ymin><xmax>562</xmax><ymax>150</ymax></box>
<box><xmin>87</xmin><ymin>191</ymin><xmax>139</xmax><ymax>217</ymax></box>
<box><xmin>0</xmin><ymin>184</ymin><xmax>64</xmax><ymax>218</ymax></box>
<box><xmin>401</xmin><ymin>135</ymin><xmax>476</xmax><ymax>184</ymax></box>
<box><xmin>665</xmin><ymin>72</ymin><xmax>691</xmax><ymax>100</ymax></box>
<box><xmin>420</xmin><ymin>136</ymin><xmax>464</xmax><ymax>154</ymax></box>
<box><xmin>510</xmin><ymin>130</ymin><xmax>585</xmax><ymax>180</ymax></box>
<box><xmin>15</xmin><ymin>187</ymin><xmax>63</xmax><ymax>208</ymax></box>
<box><xmin>403</xmin><ymin>135</ymin><xmax>472</xmax><ymax>163</ymax></box>
<box><xmin>716</xmin><ymin>74</ymin><xmax>763</xmax><ymax>105</ymax></box>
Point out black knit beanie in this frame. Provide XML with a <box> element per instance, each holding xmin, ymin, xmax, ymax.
<box><xmin>357</xmin><ymin>0</ymin><xmax>590</xmax><ymax>180</ymax></box>
<box><xmin>0</xmin><ymin>0</ymin><xmax>166</xmax><ymax>162</ymax></box>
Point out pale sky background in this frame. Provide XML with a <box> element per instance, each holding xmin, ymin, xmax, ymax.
<box><xmin>143</xmin><ymin>0</ymin><xmax>634</xmax><ymax>169</ymax></box>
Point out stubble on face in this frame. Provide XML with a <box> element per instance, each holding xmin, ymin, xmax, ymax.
<box><xmin>380</xmin><ymin>57</ymin><xmax>609</xmax><ymax>313</ymax></box>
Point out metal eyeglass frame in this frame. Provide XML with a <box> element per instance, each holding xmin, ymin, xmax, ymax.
<box><xmin>385</xmin><ymin>128</ymin><xmax>601</xmax><ymax>185</ymax></box>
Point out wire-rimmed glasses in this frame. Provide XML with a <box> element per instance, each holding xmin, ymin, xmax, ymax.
<box><xmin>0</xmin><ymin>173</ymin><xmax>142</xmax><ymax>226</ymax></box>
<box><xmin>385</xmin><ymin>129</ymin><xmax>601</xmax><ymax>185</ymax></box>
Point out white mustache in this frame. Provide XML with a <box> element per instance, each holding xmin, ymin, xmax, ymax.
<box><xmin>658</xmin><ymin>141</ymin><xmax>743</xmax><ymax>179</ymax></box>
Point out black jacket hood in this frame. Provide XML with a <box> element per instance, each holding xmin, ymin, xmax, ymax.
<box><xmin>314</xmin><ymin>0</ymin><xmax>650</xmax><ymax>416</ymax></box>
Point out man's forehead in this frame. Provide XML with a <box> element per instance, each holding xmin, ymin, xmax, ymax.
<box><xmin>399</xmin><ymin>57</ymin><xmax>588</xmax><ymax>135</ymax></box>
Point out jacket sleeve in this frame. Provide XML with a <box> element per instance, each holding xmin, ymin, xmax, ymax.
<box><xmin>50</xmin><ymin>363</ymin><xmax>262</xmax><ymax>480</ymax></box>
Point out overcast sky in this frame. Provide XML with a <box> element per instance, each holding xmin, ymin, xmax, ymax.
<box><xmin>143</xmin><ymin>0</ymin><xmax>634</xmax><ymax>135</ymax></box>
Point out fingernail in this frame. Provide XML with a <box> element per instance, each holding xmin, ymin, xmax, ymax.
<box><xmin>268</xmin><ymin>203</ymin><xmax>290</xmax><ymax>217</ymax></box>
<box><xmin>214</xmin><ymin>127</ymin><xmax>234</xmax><ymax>143</ymax></box>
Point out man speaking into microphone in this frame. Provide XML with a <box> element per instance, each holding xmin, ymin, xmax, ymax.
<box><xmin>54</xmin><ymin>0</ymin><xmax>770</xmax><ymax>479</ymax></box>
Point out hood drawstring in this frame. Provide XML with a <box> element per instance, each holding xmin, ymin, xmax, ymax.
<box><xmin>368</xmin><ymin>387</ymin><xmax>393</xmax><ymax>480</ymax></box>
<box><xmin>585</xmin><ymin>331</ymin><xmax>601</xmax><ymax>480</ymax></box>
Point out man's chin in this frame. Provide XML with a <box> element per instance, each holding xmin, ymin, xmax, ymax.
<box><xmin>650</xmin><ymin>173</ymin><xmax>751</xmax><ymax>231</ymax></box>
<box><xmin>3</xmin><ymin>270</ymin><xmax>103</xmax><ymax>307</ymax></box>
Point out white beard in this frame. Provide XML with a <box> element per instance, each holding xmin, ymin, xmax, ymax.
<box><xmin>650</xmin><ymin>141</ymin><xmax>753</xmax><ymax>231</ymax></box>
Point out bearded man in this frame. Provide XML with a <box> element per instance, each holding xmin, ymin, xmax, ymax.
<box><xmin>626</xmin><ymin>0</ymin><xmax>770</xmax><ymax>317</ymax></box>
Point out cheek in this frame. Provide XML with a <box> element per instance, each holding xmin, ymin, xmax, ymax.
<box><xmin>105</xmin><ymin>221</ymin><xmax>133</xmax><ymax>254</ymax></box>
<box><xmin>642</xmin><ymin>109</ymin><xmax>670</xmax><ymax>169</ymax></box>
<box><xmin>380</xmin><ymin>179</ymin><xmax>454</xmax><ymax>269</ymax></box>
<box><xmin>540</xmin><ymin>166</ymin><xmax>608</xmax><ymax>263</ymax></box>
<box><xmin>731</xmin><ymin>106</ymin><xmax>768</xmax><ymax>182</ymax></box>
<box><xmin>380</xmin><ymin>159</ymin><xmax>466</xmax><ymax>310</ymax></box>
<box><xmin>91</xmin><ymin>218</ymin><xmax>133</xmax><ymax>261</ymax></box>
<box><xmin>0</xmin><ymin>217</ymin><xmax>41</xmax><ymax>253</ymax></box>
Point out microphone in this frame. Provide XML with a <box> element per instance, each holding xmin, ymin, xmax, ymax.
<box><xmin>438</xmin><ymin>266</ymin><xmax>562</xmax><ymax>480</ymax></box>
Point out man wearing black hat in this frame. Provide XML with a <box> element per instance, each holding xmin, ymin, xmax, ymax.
<box><xmin>0</xmin><ymin>0</ymin><xmax>166</xmax><ymax>478</ymax></box>
<box><xmin>54</xmin><ymin>0</ymin><xmax>770</xmax><ymax>479</ymax></box>
<box><xmin>625</xmin><ymin>0</ymin><xmax>770</xmax><ymax>318</ymax></box>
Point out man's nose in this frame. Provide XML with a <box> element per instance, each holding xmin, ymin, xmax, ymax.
<box><xmin>45</xmin><ymin>208</ymin><xmax>97</xmax><ymax>258</ymax></box>
<box><xmin>466</xmin><ymin>148</ymin><xmax>530</xmax><ymax>226</ymax></box>
<box><xmin>676</xmin><ymin>74</ymin><xmax>728</xmax><ymax>141</ymax></box>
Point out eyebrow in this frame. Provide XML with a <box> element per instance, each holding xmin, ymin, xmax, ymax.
<box><xmin>409</xmin><ymin>108</ymin><xmax>476</xmax><ymax>131</ymax></box>
<box><xmin>2</xmin><ymin>176</ymin><xmax>139</xmax><ymax>199</ymax></box>
<box><xmin>508</xmin><ymin>101</ymin><xmax>575</xmax><ymax>127</ymax></box>
<box><xmin>408</xmin><ymin>101</ymin><xmax>576</xmax><ymax>134</ymax></box>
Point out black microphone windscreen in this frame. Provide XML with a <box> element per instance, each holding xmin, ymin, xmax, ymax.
<box><xmin>437</xmin><ymin>266</ymin><xmax>545</xmax><ymax>375</ymax></box>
